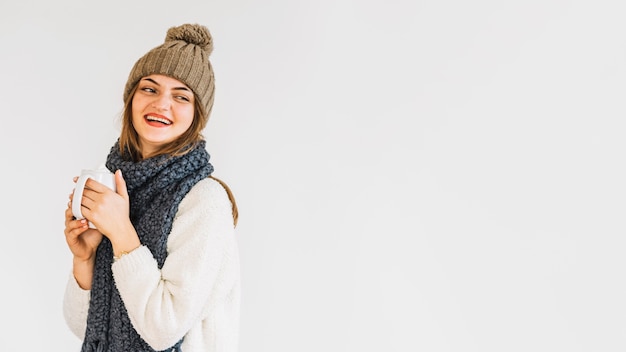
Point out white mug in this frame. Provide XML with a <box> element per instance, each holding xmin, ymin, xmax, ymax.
<box><xmin>72</xmin><ymin>166</ymin><xmax>116</xmax><ymax>229</ymax></box>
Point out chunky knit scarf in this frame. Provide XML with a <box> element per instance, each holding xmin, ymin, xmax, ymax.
<box><xmin>81</xmin><ymin>140</ymin><xmax>213</xmax><ymax>352</ymax></box>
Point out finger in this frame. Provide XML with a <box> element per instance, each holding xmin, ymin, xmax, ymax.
<box><xmin>71</xmin><ymin>219</ymin><xmax>88</xmax><ymax>231</ymax></box>
<box><xmin>64</xmin><ymin>207</ymin><xmax>79</xmax><ymax>226</ymax></box>
<box><xmin>84</xmin><ymin>177</ymin><xmax>118</xmax><ymax>195</ymax></box>
<box><xmin>65</xmin><ymin>205</ymin><xmax>75</xmax><ymax>219</ymax></box>
<box><xmin>64</xmin><ymin>216</ymin><xmax>88</xmax><ymax>234</ymax></box>
<box><xmin>78</xmin><ymin>196</ymin><xmax>93</xmax><ymax>218</ymax></box>
<box><xmin>65</xmin><ymin>220</ymin><xmax>89</xmax><ymax>243</ymax></box>
<box><xmin>81</xmin><ymin>188</ymin><xmax>97</xmax><ymax>202</ymax></box>
<box><xmin>115</xmin><ymin>170</ymin><xmax>129</xmax><ymax>200</ymax></box>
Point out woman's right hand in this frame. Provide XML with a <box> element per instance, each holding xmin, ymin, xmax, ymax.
<box><xmin>64</xmin><ymin>192</ymin><xmax>103</xmax><ymax>261</ymax></box>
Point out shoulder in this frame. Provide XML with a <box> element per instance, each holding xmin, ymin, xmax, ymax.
<box><xmin>181</xmin><ymin>177</ymin><xmax>231</xmax><ymax>211</ymax></box>
<box><xmin>167</xmin><ymin>177</ymin><xmax>236</xmax><ymax>252</ymax></box>
<box><xmin>190</xmin><ymin>177</ymin><xmax>231</xmax><ymax>199</ymax></box>
<box><xmin>177</xmin><ymin>176</ymin><xmax>236</xmax><ymax>227</ymax></box>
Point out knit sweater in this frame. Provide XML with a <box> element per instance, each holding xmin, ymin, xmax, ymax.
<box><xmin>63</xmin><ymin>177</ymin><xmax>240</xmax><ymax>352</ymax></box>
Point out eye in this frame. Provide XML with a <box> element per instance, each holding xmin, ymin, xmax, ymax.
<box><xmin>176</xmin><ymin>95</ymin><xmax>191</xmax><ymax>102</ymax></box>
<box><xmin>141</xmin><ymin>87</ymin><xmax>156</xmax><ymax>93</ymax></box>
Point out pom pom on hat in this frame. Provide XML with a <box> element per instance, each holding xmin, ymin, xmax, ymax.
<box><xmin>123</xmin><ymin>23</ymin><xmax>215</xmax><ymax>118</ymax></box>
<box><xmin>165</xmin><ymin>24</ymin><xmax>213</xmax><ymax>54</ymax></box>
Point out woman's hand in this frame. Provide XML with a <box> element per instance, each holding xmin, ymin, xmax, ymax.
<box><xmin>64</xmin><ymin>191</ymin><xmax>103</xmax><ymax>261</ymax></box>
<box><xmin>74</xmin><ymin>170</ymin><xmax>129</xmax><ymax>236</ymax></box>
<box><xmin>65</xmin><ymin>189</ymin><xmax>103</xmax><ymax>290</ymax></box>
<box><xmin>75</xmin><ymin>170</ymin><xmax>140</xmax><ymax>257</ymax></box>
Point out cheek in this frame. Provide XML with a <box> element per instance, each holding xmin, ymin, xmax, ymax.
<box><xmin>178</xmin><ymin>106</ymin><xmax>196</xmax><ymax>126</ymax></box>
<box><xmin>131</xmin><ymin>97</ymin><xmax>147</xmax><ymax>120</ymax></box>
<box><xmin>130</xmin><ymin>106</ymin><xmax>142</xmax><ymax>124</ymax></box>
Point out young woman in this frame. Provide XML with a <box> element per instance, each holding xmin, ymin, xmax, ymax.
<box><xmin>63</xmin><ymin>23</ymin><xmax>240</xmax><ymax>352</ymax></box>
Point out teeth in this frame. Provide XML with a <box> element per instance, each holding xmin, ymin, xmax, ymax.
<box><xmin>146</xmin><ymin>116</ymin><xmax>172</xmax><ymax>125</ymax></box>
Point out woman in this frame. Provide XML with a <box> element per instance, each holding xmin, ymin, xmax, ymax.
<box><xmin>63</xmin><ymin>23</ymin><xmax>240</xmax><ymax>352</ymax></box>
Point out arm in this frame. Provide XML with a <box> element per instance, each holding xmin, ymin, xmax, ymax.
<box><xmin>111</xmin><ymin>178</ymin><xmax>236</xmax><ymax>350</ymax></box>
<box><xmin>62</xmin><ymin>272</ymin><xmax>91</xmax><ymax>339</ymax></box>
<box><xmin>62</xmin><ymin>186</ymin><xmax>101</xmax><ymax>337</ymax></box>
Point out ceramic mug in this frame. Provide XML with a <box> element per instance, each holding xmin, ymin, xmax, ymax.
<box><xmin>71</xmin><ymin>166</ymin><xmax>116</xmax><ymax>229</ymax></box>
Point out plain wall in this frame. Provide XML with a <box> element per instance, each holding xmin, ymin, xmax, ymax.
<box><xmin>1</xmin><ymin>0</ymin><xmax>625</xmax><ymax>350</ymax></box>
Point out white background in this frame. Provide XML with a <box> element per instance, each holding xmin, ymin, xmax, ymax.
<box><xmin>1</xmin><ymin>0</ymin><xmax>625</xmax><ymax>351</ymax></box>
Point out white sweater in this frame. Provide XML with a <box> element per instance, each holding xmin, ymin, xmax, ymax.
<box><xmin>63</xmin><ymin>177</ymin><xmax>240</xmax><ymax>352</ymax></box>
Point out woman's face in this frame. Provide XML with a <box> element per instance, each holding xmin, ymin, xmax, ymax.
<box><xmin>131</xmin><ymin>74</ymin><xmax>195</xmax><ymax>158</ymax></box>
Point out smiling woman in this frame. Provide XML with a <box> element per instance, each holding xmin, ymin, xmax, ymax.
<box><xmin>62</xmin><ymin>23</ymin><xmax>240</xmax><ymax>352</ymax></box>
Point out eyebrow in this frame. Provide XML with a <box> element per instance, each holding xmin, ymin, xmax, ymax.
<box><xmin>141</xmin><ymin>77</ymin><xmax>191</xmax><ymax>92</ymax></box>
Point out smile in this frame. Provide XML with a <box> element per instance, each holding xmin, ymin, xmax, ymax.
<box><xmin>145</xmin><ymin>114</ymin><xmax>172</xmax><ymax>125</ymax></box>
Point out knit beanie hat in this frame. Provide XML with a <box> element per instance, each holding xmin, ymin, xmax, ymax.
<box><xmin>123</xmin><ymin>23</ymin><xmax>215</xmax><ymax>117</ymax></box>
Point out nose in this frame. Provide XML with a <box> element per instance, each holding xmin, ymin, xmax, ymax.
<box><xmin>151</xmin><ymin>94</ymin><xmax>171</xmax><ymax>111</ymax></box>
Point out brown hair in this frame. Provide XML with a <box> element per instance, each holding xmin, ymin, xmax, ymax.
<box><xmin>210</xmin><ymin>176</ymin><xmax>239</xmax><ymax>227</ymax></box>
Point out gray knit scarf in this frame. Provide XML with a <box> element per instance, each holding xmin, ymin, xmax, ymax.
<box><xmin>81</xmin><ymin>140</ymin><xmax>213</xmax><ymax>352</ymax></box>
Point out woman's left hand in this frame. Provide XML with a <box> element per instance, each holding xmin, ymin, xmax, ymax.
<box><xmin>77</xmin><ymin>170</ymin><xmax>136</xmax><ymax>243</ymax></box>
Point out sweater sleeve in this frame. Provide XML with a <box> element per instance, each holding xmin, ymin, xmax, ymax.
<box><xmin>111</xmin><ymin>177</ymin><xmax>236</xmax><ymax>350</ymax></box>
<box><xmin>62</xmin><ymin>272</ymin><xmax>91</xmax><ymax>340</ymax></box>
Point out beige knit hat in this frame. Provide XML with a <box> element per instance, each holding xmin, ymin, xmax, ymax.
<box><xmin>123</xmin><ymin>23</ymin><xmax>215</xmax><ymax>117</ymax></box>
